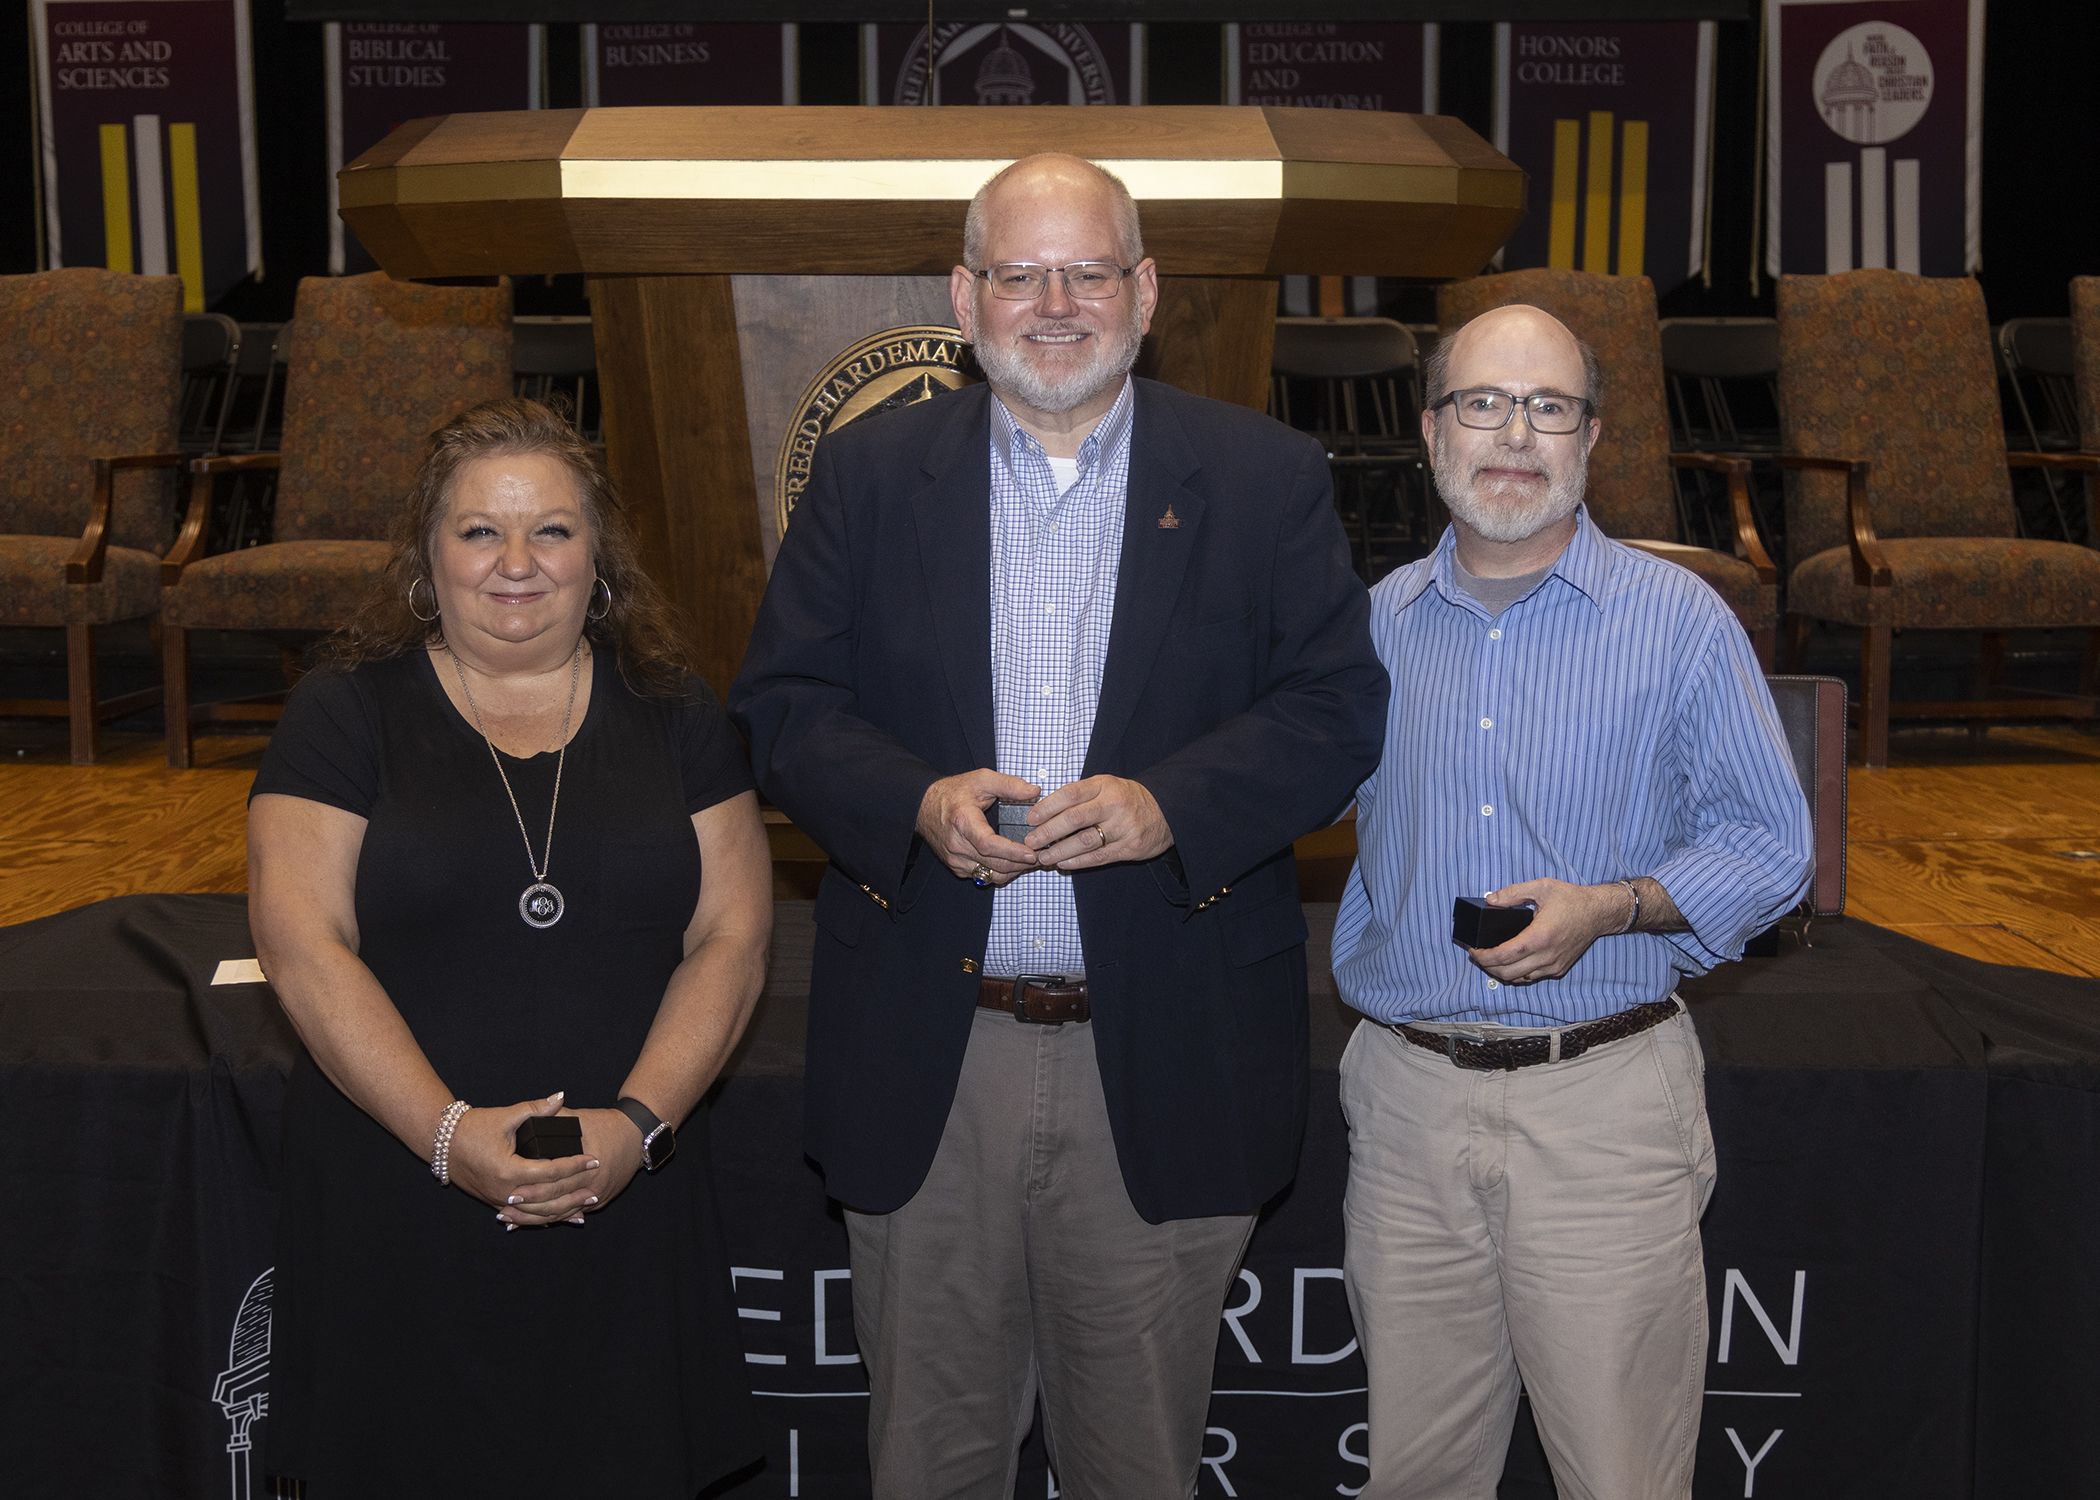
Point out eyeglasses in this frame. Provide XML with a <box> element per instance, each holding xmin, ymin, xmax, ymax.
<box><xmin>1430</xmin><ymin>388</ymin><xmax>1593</xmax><ymax>435</ymax></box>
<box><xmin>976</xmin><ymin>263</ymin><xmax>1133</xmax><ymax>300</ymax></box>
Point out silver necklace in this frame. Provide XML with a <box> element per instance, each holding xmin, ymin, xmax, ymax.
<box><xmin>446</xmin><ymin>642</ymin><xmax>583</xmax><ymax>929</ymax></box>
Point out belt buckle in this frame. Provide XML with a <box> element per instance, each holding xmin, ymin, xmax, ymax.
<box><xmin>1011</xmin><ymin>973</ymin><xmax>1067</xmax><ymax>1025</ymax></box>
<box><xmin>1445</xmin><ymin>1033</ymin><xmax>1494</xmax><ymax>1071</ymax></box>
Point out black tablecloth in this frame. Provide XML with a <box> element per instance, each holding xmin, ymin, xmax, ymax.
<box><xmin>2</xmin><ymin>895</ymin><xmax>2095</xmax><ymax>1498</ymax></box>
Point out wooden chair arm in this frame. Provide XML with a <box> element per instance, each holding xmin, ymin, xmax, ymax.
<box><xmin>189</xmin><ymin>452</ymin><xmax>284</xmax><ymax>476</ymax></box>
<box><xmin>1778</xmin><ymin>454</ymin><xmax>1887</xmax><ymax>588</ymax></box>
<box><xmin>2006</xmin><ymin>451</ymin><xmax>2100</xmax><ymax>474</ymax></box>
<box><xmin>1669</xmin><ymin>451</ymin><xmax>1775</xmax><ymax>584</ymax></box>
<box><xmin>66</xmin><ymin>452</ymin><xmax>187</xmax><ymax>585</ymax></box>
<box><xmin>164</xmin><ymin>452</ymin><xmax>282</xmax><ymax>584</ymax></box>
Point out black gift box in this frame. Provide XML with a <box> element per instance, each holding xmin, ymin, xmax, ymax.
<box><xmin>1452</xmin><ymin>896</ymin><xmax>1534</xmax><ymax>950</ymax></box>
<box><xmin>515</xmin><ymin>1114</ymin><xmax>583</xmax><ymax>1160</ymax></box>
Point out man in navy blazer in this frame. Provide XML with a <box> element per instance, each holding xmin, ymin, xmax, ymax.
<box><xmin>732</xmin><ymin>154</ymin><xmax>1386</xmax><ymax>1498</ymax></box>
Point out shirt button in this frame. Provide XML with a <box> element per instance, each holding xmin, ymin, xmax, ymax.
<box><xmin>1481</xmin><ymin>805</ymin><xmax>1493</xmax><ymax>816</ymax></box>
<box><xmin>1486</xmin><ymin>978</ymin><xmax>1500</xmax><ymax>989</ymax></box>
<box><xmin>1039</xmin><ymin>685</ymin><xmax>1051</xmax><ymax>695</ymax></box>
<box><xmin>1488</xmin><ymin>628</ymin><xmax>1503</xmax><ymax>641</ymax></box>
<box><xmin>1480</xmin><ymin>718</ymin><xmax>1493</xmax><ymax>730</ymax></box>
<box><xmin>1049</xmin><ymin>522</ymin><xmax>1060</xmax><ymax>534</ymax></box>
<box><xmin>1033</xmin><ymin>938</ymin><xmax>1044</xmax><ymax>948</ymax></box>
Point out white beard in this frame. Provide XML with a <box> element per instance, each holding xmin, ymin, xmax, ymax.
<box><xmin>1432</xmin><ymin>427</ymin><xmax>1588</xmax><ymax>544</ymax></box>
<box><xmin>972</xmin><ymin>295</ymin><xmax>1145</xmax><ymax>415</ymax></box>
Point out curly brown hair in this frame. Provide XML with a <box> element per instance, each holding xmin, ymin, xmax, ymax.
<box><xmin>320</xmin><ymin>397</ymin><xmax>701</xmax><ymax>696</ymax></box>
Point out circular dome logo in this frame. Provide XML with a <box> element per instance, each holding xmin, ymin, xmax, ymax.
<box><xmin>892</xmin><ymin>22</ymin><xmax>1118</xmax><ymax>107</ymax></box>
<box><xmin>1813</xmin><ymin>22</ymin><xmax>1933</xmax><ymax>145</ymax></box>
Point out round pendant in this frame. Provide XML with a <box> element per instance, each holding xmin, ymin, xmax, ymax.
<box><xmin>519</xmin><ymin>882</ymin><xmax>565</xmax><ymax>929</ymax></box>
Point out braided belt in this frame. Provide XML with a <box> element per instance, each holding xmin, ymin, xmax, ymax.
<box><xmin>1395</xmin><ymin>998</ymin><xmax>1682</xmax><ymax>1072</ymax></box>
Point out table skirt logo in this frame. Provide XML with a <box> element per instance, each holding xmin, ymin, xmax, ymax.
<box><xmin>212</xmin><ymin>1266</ymin><xmax>272</xmax><ymax>1500</ymax></box>
<box><xmin>775</xmin><ymin>326</ymin><xmax>978</xmax><ymax>535</ymax></box>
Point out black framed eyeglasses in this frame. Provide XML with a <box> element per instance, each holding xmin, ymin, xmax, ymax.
<box><xmin>1430</xmin><ymin>387</ymin><xmax>1593</xmax><ymax>434</ymax></box>
<box><xmin>976</xmin><ymin>263</ymin><xmax>1133</xmax><ymax>300</ymax></box>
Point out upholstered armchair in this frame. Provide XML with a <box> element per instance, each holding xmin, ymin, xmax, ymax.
<box><xmin>1437</xmin><ymin>268</ymin><xmax>1778</xmax><ymax>663</ymax></box>
<box><xmin>159</xmin><ymin>272</ymin><xmax>511</xmax><ymax>767</ymax></box>
<box><xmin>0</xmin><ymin>268</ymin><xmax>185</xmax><ymax>764</ymax></box>
<box><xmin>1776</xmin><ymin>269</ymin><xmax>2100</xmax><ymax>769</ymax></box>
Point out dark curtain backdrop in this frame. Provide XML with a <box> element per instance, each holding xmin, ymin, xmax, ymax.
<box><xmin>0</xmin><ymin>6</ymin><xmax>2090</xmax><ymax>324</ymax></box>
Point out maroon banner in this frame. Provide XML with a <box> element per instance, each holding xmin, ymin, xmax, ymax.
<box><xmin>584</xmin><ymin>22</ymin><xmax>793</xmax><ymax>107</ymax></box>
<box><xmin>325</xmin><ymin>22</ymin><xmax>539</xmax><ymax>274</ymax></box>
<box><xmin>865</xmin><ymin>22</ymin><xmax>1140</xmax><ymax>107</ymax></box>
<box><xmin>33</xmin><ymin>0</ymin><xmax>260</xmax><ymax>311</ymax></box>
<box><xmin>1496</xmin><ymin>20</ymin><xmax>1715</xmax><ymax>295</ymax></box>
<box><xmin>1225</xmin><ymin>23</ymin><xmax>1432</xmax><ymax>113</ymax></box>
<box><xmin>1766</xmin><ymin>0</ymin><xmax>1981</xmax><ymax>277</ymax></box>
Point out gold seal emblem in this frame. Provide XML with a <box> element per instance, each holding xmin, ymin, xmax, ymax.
<box><xmin>775</xmin><ymin>325</ymin><xmax>978</xmax><ymax>535</ymax></box>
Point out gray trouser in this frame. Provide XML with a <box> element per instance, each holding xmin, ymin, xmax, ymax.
<box><xmin>845</xmin><ymin>1006</ymin><xmax>1256</xmax><ymax>1500</ymax></box>
<box><xmin>1340</xmin><ymin>1009</ymin><xmax>1717</xmax><ymax>1500</ymax></box>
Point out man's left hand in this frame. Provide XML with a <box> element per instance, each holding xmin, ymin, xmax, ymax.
<box><xmin>1025</xmin><ymin>776</ymin><xmax>1173</xmax><ymax>870</ymax></box>
<box><xmin>1468</xmin><ymin>878</ymin><xmax>1631</xmax><ymax>984</ymax></box>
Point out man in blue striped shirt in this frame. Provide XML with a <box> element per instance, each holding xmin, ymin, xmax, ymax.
<box><xmin>1331</xmin><ymin>304</ymin><xmax>1811</xmax><ymax>1499</ymax></box>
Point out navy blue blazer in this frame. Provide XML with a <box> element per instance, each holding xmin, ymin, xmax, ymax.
<box><xmin>730</xmin><ymin>377</ymin><xmax>1388</xmax><ymax>1222</ymax></box>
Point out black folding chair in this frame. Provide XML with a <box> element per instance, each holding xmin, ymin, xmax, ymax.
<box><xmin>513</xmin><ymin>316</ymin><xmax>599</xmax><ymax>440</ymax></box>
<box><xmin>178</xmin><ymin>314</ymin><xmax>241</xmax><ymax>456</ymax></box>
<box><xmin>1999</xmin><ymin>318</ymin><xmax>2082</xmax><ymax>541</ymax></box>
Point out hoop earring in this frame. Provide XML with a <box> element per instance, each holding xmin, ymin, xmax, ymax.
<box><xmin>407</xmin><ymin>577</ymin><xmax>440</xmax><ymax>623</ymax></box>
<box><xmin>587</xmin><ymin>577</ymin><xmax>613</xmax><ymax>622</ymax></box>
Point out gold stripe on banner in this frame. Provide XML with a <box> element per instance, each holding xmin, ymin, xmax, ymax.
<box><xmin>1583</xmin><ymin>111</ymin><xmax>1613</xmax><ymax>273</ymax></box>
<box><xmin>1549</xmin><ymin>119</ymin><xmax>1580</xmax><ymax>269</ymax></box>
<box><xmin>1617</xmin><ymin>120</ymin><xmax>1649</xmax><ymax>279</ymax></box>
<box><xmin>99</xmin><ymin>124</ymin><xmax>133</xmax><ymax>274</ymax></box>
<box><xmin>167</xmin><ymin>124</ymin><xmax>205</xmax><ymax>312</ymax></box>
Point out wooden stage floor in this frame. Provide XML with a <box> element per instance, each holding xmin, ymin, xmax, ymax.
<box><xmin>8</xmin><ymin>724</ymin><xmax>2100</xmax><ymax>978</ymax></box>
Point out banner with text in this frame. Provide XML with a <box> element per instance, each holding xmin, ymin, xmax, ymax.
<box><xmin>1225</xmin><ymin>22</ymin><xmax>1437</xmax><ymax>315</ymax></box>
<box><xmin>1495</xmin><ymin>20</ymin><xmax>1716</xmax><ymax>295</ymax></box>
<box><xmin>584</xmin><ymin>22</ymin><xmax>795</xmax><ymax>107</ymax></box>
<box><xmin>863</xmin><ymin>22</ymin><xmax>1142</xmax><ymax>107</ymax></box>
<box><xmin>1765</xmin><ymin>0</ymin><xmax>1982</xmax><ymax>277</ymax></box>
<box><xmin>325</xmin><ymin>22</ymin><xmax>540</xmax><ymax>274</ymax></box>
<box><xmin>31</xmin><ymin>0</ymin><xmax>260</xmax><ymax>311</ymax></box>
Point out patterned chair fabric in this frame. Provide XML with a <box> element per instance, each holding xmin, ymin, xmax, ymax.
<box><xmin>2072</xmin><ymin>276</ymin><xmax>2100</xmax><ymax>452</ymax></box>
<box><xmin>159</xmin><ymin>539</ymin><xmax>393</xmax><ymax>632</ymax></box>
<box><xmin>0</xmin><ymin>267</ymin><xmax>183</xmax><ymax>626</ymax></box>
<box><xmin>272</xmin><ymin>273</ymin><xmax>515</xmax><ymax>543</ymax></box>
<box><xmin>1436</xmin><ymin>267</ymin><xmax>1774</xmax><ymax>634</ymax></box>
<box><xmin>1776</xmin><ymin>268</ymin><xmax>2100</xmax><ymax>630</ymax></box>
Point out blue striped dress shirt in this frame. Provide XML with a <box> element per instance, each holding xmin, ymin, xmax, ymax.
<box><xmin>984</xmin><ymin>379</ymin><xmax>1134</xmax><ymax>978</ymax></box>
<box><xmin>1331</xmin><ymin>508</ymin><xmax>1812</xmax><ymax>1027</ymax></box>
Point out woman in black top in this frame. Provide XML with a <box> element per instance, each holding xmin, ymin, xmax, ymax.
<box><xmin>248</xmin><ymin>398</ymin><xmax>766</xmax><ymax>1496</ymax></box>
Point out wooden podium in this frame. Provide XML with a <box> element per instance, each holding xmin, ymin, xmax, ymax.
<box><xmin>339</xmin><ymin>106</ymin><xmax>1524</xmax><ymax>694</ymax></box>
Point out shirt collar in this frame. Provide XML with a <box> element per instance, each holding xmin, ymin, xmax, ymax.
<box><xmin>1394</xmin><ymin>504</ymin><xmax>1612</xmax><ymax>617</ymax></box>
<box><xmin>989</xmin><ymin>376</ymin><xmax>1135</xmax><ymax>475</ymax></box>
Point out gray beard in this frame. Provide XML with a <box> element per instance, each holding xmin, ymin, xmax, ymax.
<box><xmin>972</xmin><ymin>301</ymin><xmax>1145</xmax><ymax>416</ymax></box>
<box><xmin>1432</xmin><ymin>428</ymin><xmax>1588</xmax><ymax>544</ymax></box>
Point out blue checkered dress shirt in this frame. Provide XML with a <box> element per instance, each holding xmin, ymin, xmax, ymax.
<box><xmin>1332</xmin><ymin>508</ymin><xmax>1813</xmax><ymax>1026</ymax></box>
<box><xmin>984</xmin><ymin>378</ymin><xmax>1135</xmax><ymax>978</ymax></box>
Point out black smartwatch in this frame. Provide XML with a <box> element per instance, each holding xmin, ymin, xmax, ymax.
<box><xmin>615</xmin><ymin>1096</ymin><xmax>675</xmax><ymax>1172</ymax></box>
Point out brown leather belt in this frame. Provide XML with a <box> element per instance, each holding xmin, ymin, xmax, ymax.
<box><xmin>978</xmin><ymin>974</ymin><xmax>1090</xmax><ymax>1024</ymax></box>
<box><xmin>1396</xmin><ymin>998</ymin><xmax>1681</xmax><ymax>1072</ymax></box>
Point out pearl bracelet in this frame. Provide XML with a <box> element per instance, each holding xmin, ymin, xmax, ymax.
<box><xmin>430</xmin><ymin>1100</ymin><xmax>471</xmax><ymax>1185</ymax></box>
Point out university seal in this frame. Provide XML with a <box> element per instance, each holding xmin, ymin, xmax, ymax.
<box><xmin>774</xmin><ymin>325</ymin><xmax>978</xmax><ymax>535</ymax></box>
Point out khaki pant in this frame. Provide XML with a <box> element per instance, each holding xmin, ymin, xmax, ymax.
<box><xmin>845</xmin><ymin>1007</ymin><xmax>1255</xmax><ymax>1500</ymax></box>
<box><xmin>1339</xmin><ymin>1009</ymin><xmax>1716</xmax><ymax>1500</ymax></box>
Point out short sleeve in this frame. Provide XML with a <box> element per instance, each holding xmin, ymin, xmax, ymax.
<box><xmin>250</xmin><ymin>666</ymin><xmax>382</xmax><ymax>817</ymax></box>
<box><xmin>674</xmin><ymin>676</ymin><xmax>757</xmax><ymax>815</ymax></box>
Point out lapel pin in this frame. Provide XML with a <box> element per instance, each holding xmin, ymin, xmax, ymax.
<box><xmin>1158</xmin><ymin>505</ymin><xmax>1182</xmax><ymax>530</ymax></box>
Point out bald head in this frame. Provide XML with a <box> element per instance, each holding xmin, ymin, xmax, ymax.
<box><xmin>963</xmin><ymin>153</ymin><xmax>1144</xmax><ymax>271</ymax></box>
<box><xmin>1426</xmin><ymin>303</ymin><xmax>1601</xmax><ymax>414</ymax></box>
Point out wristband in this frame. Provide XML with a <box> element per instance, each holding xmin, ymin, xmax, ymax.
<box><xmin>1616</xmin><ymin>879</ymin><xmax>1642</xmax><ymax>936</ymax></box>
<box><xmin>430</xmin><ymin>1100</ymin><xmax>471</xmax><ymax>1185</ymax></box>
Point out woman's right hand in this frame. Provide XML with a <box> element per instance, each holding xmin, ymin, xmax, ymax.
<box><xmin>444</xmin><ymin>1091</ymin><xmax>602</xmax><ymax>1228</ymax></box>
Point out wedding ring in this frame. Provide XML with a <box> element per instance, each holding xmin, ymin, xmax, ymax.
<box><xmin>1095</xmin><ymin>824</ymin><xmax>1112</xmax><ymax>846</ymax></box>
<box><xmin>972</xmin><ymin>864</ymin><xmax>993</xmax><ymax>887</ymax></box>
